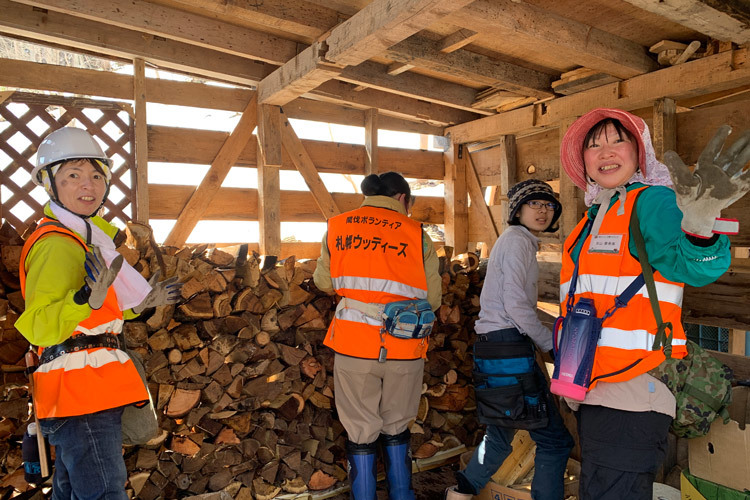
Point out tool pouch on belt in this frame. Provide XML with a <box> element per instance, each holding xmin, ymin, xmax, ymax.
<box><xmin>473</xmin><ymin>339</ymin><xmax>549</xmax><ymax>430</ymax></box>
<box><xmin>382</xmin><ymin>299</ymin><xmax>435</xmax><ymax>340</ymax></box>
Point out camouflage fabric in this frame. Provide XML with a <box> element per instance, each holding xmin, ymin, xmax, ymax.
<box><xmin>649</xmin><ymin>340</ymin><xmax>733</xmax><ymax>438</ymax></box>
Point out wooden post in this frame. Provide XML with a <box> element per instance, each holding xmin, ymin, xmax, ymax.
<box><xmin>133</xmin><ymin>58</ymin><xmax>149</xmax><ymax>223</ymax></box>
<box><xmin>559</xmin><ymin>118</ymin><xmax>584</xmax><ymax>240</ymax></box>
<box><xmin>466</xmin><ymin>152</ymin><xmax>498</xmax><ymax>249</ymax></box>
<box><xmin>729</xmin><ymin>246</ymin><xmax>749</xmax><ymax>355</ymax></box>
<box><xmin>497</xmin><ymin>135</ymin><xmax>517</xmax><ymax>234</ymax></box>
<box><xmin>258</xmin><ymin>104</ymin><xmax>282</xmax><ymax>256</ymax></box>
<box><xmin>365</xmin><ymin>108</ymin><xmax>378</xmax><ymax>176</ymax></box>
<box><xmin>653</xmin><ymin>97</ymin><xmax>677</xmax><ymax>162</ymax></box>
<box><xmin>444</xmin><ymin>143</ymin><xmax>468</xmax><ymax>253</ymax></box>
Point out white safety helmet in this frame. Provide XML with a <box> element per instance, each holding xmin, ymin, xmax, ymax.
<box><xmin>32</xmin><ymin>127</ymin><xmax>112</xmax><ymax>186</ymax></box>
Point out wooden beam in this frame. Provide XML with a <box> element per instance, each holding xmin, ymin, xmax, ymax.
<box><xmin>0</xmin><ymin>58</ymin><xmax>443</xmax><ymax>135</ymax></box>
<box><xmin>387</xmin><ymin>62</ymin><xmax>414</xmax><ymax>76</ymax></box>
<box><xmin>444</xmin><ymin>144</ymin><xmax>469</xmax><ymax>253</ymax></box>
<box><xmin>0</xmin><ymin>1</ymin><xmax>274</xmax><ymax>86</ymax></box>
<box><xmin>365</xmin><ymin>109</ymin><xmax>378</xmax><ymax>176</ymax></box>
<box><xmin>258</xmin><ymin>104</ymin><xmax>283</xmax><ymax>167</ymax></box>
<box><xmin>621</xmin><ymin>0</ymin><xmax>750</xmax><ymax>45</ymax></box>
<box><xmin>387</xmin><ymin>35</ymin><xmax>554</xmax><ymax>99</ymax></box>
<box><xmin>148</xmin><ymin>185</ymin><xmax>444</xmax><ymax>224</ymax></box>
<box><xmin>465</xmin><ymin>152</ymin><xmax>499</xmax><ymax>248</ymax></box>
<box><xmin>162</xmin><ymin>93</ymin><xmax>258</xmax><ymax>247</ymax></box>
<box><xmin>10</xmin><ymin>0</ymin><xmax>297</xmax><ymax>65</ymax></box>
<box><xmin>446</xmin><ymin>49</ymin><xmax>750</xmax><ymax>143</ymax></box>
<box><xmin>729</xmin><ymin>329</ymin><xmax>747</xmax><ymax>356</ymax></box>
<box><xmin>652</xmin><ymin>98</ymin><xmax>677</xmax><ymax>162</ymax></box>
<box><xmin>438</xmin><ymin>29</ymin><xmax>479</xmax><ymax>53</ymax></box>
<box><xmin>324</xmin><ymin>0</ymin><xmax>477</xmax><ymax>67</ymax></box>
<box><xmin>281</xmin><ymin>118</ymin><xmax>341</xmax><ymax>219</ymax></box>
<box><xmin>133</xmin><ymin>58</ymin><xmax>149</xmax><ymax>223</ymax></box>
<box><xmin>257</xmin><ymin>41</ymin><xmax>344</xmax><ymax>105</ymax></box>
<box><xmin>338</xmin><ymin>61</ymin><xmax>488</xmax><ymax>115</ymax></box>
<box><xmin>497</xmin><ymin>136</ymin><xmax>517</xmax><ymax>234</ymax></box>
<box><xmin>258</xmin><ymin>159</ymin><xmax>282</xmax><ymax>256</ymax></box>
<box><xmin>452</xmin><ymin>0</ymin><xmax>657</xmax><ymax>79</ymax></box>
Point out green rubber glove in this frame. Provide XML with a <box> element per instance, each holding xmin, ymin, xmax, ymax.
<box><xmin>664</xmin><ymin>125</ymin><xmax>750</xmax><ymax>238</ymax></box>
<box><xmin>83</xmin><ymin>246</ymin><xmax>123</xmax><ymax>310</ymax></box>
<box><xmin>132</xmin><ymin>270</ymin><xmax>183</xmax><ymax>314</ymax></box>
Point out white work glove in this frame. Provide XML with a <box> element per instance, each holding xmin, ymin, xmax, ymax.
<box><xmin>80</xmin><ymin>246</ymin><xmax>123</xmax><ymax>310</ymax></box>
<box><xmin>664</xmin><ymin>125</ymin><xmax>750</xmax><ymax>238</ymax></box>
<box><xmin>132</xmin><ymin>270</ymin><xmax>183</xmax><ymax>314</ymax></box>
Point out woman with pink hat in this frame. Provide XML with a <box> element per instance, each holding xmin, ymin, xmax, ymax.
<box><xmin>558</xmin><ymin>108</ymin><xmax>750</xmax><ymax>499</ymax></box>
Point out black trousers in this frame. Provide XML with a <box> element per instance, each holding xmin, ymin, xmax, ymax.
<box><xmin>577</xmin><ymin>405</ymin><xmax>671</xmax><ymax>500</ymax></box>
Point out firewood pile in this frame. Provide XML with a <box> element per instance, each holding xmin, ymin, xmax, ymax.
<box><xmin>0</xmin><ymin>221</ymin><xmax>487</xmax><ymax>499</ymax></box>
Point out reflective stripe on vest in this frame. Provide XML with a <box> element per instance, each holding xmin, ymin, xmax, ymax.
<box><xmin>325</xmin><ymin>205</ymin><xmax>429</xmax><ymax>360</ymax></box>
<box><xmin>560</xmin><ymin>187</ymin><xmax>687</xmax><ymax>389</ymax></box>
<box><xmin>19</xmin><ymin>218</ymin><xmax>148</xmax><ymax>418</ymax></box>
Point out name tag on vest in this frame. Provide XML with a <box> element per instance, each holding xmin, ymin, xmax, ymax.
<box><xmin>588</xmin><ymin>234</ymin><xmax>623</xmax><ymax>254</ymax></box>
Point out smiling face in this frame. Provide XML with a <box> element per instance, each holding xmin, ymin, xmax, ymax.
<box><xmin>517</xmin><ymin>199</ymin><xmax>554</xmax><ymax>235</ymax></box>
<box><xmin>583</xmin><ymin>121</ymin><xmax>639</xmax><ymax>189</ymax></box>
<box><xmin>54</xmin><ymin>159</ymin><xmax>107</xmax><ymax>215</ymax></box>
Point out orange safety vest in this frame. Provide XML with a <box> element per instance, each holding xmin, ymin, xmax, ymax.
<box><xmin>324</xmin><ymin>205</ymin><xmax>429</xmax><ymax>360</ymax></box>
<box><xmin>20</xmin><ymin>218</ymin><xmax>148</xmax><ymax>419</ymax></box>
<box><xmin>560</xmin><ymin>187</ymin><xmax>687</xmax><ymax>390</ymax></box>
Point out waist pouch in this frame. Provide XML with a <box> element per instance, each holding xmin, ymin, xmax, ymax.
<box><xmin>473</xmin><ymin>338</ymin><xmax>549</xmax><ymax>430</ymax></box>
<box><xmin>382</xmin><ymin>299</ymin><xmax>435</xmax><ymax>340</ymax></box>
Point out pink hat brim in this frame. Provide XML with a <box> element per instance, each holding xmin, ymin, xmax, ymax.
<box><xmin>560</xmin><ymin>108</ymin><xmax>648</xmax><ymax>190</ymax></box>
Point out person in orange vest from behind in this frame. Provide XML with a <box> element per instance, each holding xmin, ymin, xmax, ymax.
<box><xmin>559</xmin><ymin>108</ymin><xmax>750</xmax><ymax>499</ymax></box>
<box><xmin>16</xmin><ymin>127</ymin><xmax>182</xmax><ymax>499</ymax></box>
<box><xmin>314</xmin><ymin>172</ymin><xmax>441</xmax><ymax>500</ymax></box>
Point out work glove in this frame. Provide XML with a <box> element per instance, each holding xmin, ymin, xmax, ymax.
<box><xmin>78</xmin><ymin>246</ymin><xmax>123</xmax><ymax>310</ymax></box>
<box><xmin>132</xmin><ymin>270</ymin><xmax>183</xmax><ymax>314</ymax></box>
<box><xmin>664</xmin><ymin>125</ymin><xmax>750</xmax><ymax>238</ymax></box>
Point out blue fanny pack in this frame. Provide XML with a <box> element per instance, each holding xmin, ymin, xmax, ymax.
<box><xmin>382</xmin><ymin>299</ymin><xmax>435</xmax><ymax>340</ymax></box>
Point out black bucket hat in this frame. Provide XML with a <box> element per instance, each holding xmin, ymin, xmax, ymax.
<box><xmin>507</xmin><ymin>179</ymin><xmax>562</xmax><ymax>232</ymax></box>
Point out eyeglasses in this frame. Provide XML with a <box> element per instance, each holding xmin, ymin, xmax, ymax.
<box><xmin>526</xmin><ymin>200</ymin><xmax>558</xmax><ymax>211</ymax></box>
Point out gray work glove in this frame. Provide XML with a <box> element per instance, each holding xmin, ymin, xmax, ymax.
<box><xmin>79</xmin><ymin>246</ymin><xmax>123</xmax><ymax>310</ymax></box>
<box><xmin>132</xmin><ymin>270</ymin><xmax>183</xmax><ymax>314</ymax></box>
<box><xmin>664</xmin><ymin>125</ymin><xmax>750</xmax><ymax>238</ymax></box>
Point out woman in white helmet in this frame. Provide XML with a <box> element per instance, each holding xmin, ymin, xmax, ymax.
<box><xmin>16</xmin><ymin>127</ymin><xmax>181</xmax><ymax>499</ymax></box>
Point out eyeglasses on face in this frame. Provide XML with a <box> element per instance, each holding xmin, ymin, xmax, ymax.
<box><xmin>526</xmin><ymin>200</ymin><xmax>558</xmax><ymax>211</ymax></box>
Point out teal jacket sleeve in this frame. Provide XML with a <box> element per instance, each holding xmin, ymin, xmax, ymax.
<box><xmin>632</xmin><ymin>186</ymin><xmax>730</xmax><ymax>287</ymax></box>
<box><xmin>15</xmin><ymin>233</ymin><xmax>92</xmax><ymax>347</ymax></box>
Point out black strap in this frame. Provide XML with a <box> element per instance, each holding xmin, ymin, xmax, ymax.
<box><xmin>629</xmin><ymin>198</ymin><xmax>673</xmax><ymax>357</ymax></box>
<box><xmin>40</xmin><ymin>333</ymin><xmax>122</xmax><ymax>365</ymax></box>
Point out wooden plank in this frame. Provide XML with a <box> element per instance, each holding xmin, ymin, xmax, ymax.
<box><xmin>387</xmin><ymin>35</ymin><xmax>554</xmax><ymax>100</ymax></box>
<box><xmin>133</xmin><ymin>58</ymin><xmax>149</xmax><ymax>223</ymax></box>
<box><xmin>446</xmin><ymin>49</ymin><xmax>750</xmax><ymax>143</ymax></box>
<box><xmin>558</xmin><ymin>117</ymin><xmax>584</xmax><ymax>240</ymax></box>
<box><xmin>148</xmin><ymin>185</ymin><xmax>444</xmax><ymax>224</ymax></box>
<box><xmin>258</xmin><ymin>146</ymin><xmax>281</xmax><ymax>256</ymax></box>
<box><xmin>11</xmin><ymin>0</ymin><xmax>297</xmax><ymax>64</ymax></box>
<box><xmin>465</xmin><ymin>152</ymin><xmax>499</xmax><ymax>248</ymax></box>
<box><xmin>162</xmin><ymin>93</ymin><xmax>258</xmax><ymax>247</ymax></box>
<box><xmin>324</xmin><ymin>0</ymin><xmax>476</xmax><ymax>67</ymax></box>
<box><xmin>452</xmin><ymin>0</ymin><xmax>658</xmax><ymax>79</ymax></box>
<box><xmin>621</xmin><ymin>0</ymin><xmax>750</xmax><ymax>45</ymax></box>
<box><xmin>491</xmin><ymin>431</ymin><xmax>535</xmax><ymax>486</ymax></box>
<box><xmin>729</xmin><ymin>329</ymin><xmax>747</xmax><ymax>356</ymax></box>
<box><xmin>147</xmin><ymin>126</ymin><xmax>445</xmax><ymax>179</ymax></box>
<box><xmin>444</xmin><ymin>144</ymin><xmax>469</xmax><ymax>253</ymax></box>
<box><xmin>386</xmin><ymin>62</ymin><xmax>414</xmax><ymax>76</ymax></box>
<box><xmin>710</xmin><ymin>351</ymin><xmax>750</xmax><ymax>382</ymax></box>
<box><xmin>258</xmin><ymin>104</ymin><xmax>283</xmax><ymax>167</ymax></box>
<box><xmin>365</xmin><ymin>109</ymin><xmax>378</xmax><ymax>176</ymax></box>
<box><xmin>280</xmin><ymin>118</ymin><xmax>341</xmax><ymax>219</ymax></box>
<box><xmin>438</xmin><ymin>29</ymin><xmax>479</xmax><ymax>54</ymax></box>
<box><xmin>0</xmin><ymin>58</ymin><xmax>443</xmax><ymax>135</ymax></box>
<box><xmin>652</xmin><ymin>98</ymin><xmax>677</xmax><ymax>162</ymax></box>
<box><xmin>0</xmin><ymin>1</ymin><xmax>274</xmax><ymax>86</ymax></box>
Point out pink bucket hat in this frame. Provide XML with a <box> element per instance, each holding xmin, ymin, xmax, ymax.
<box><xmin>560</xmin><ymin>108</ymin><xmax>649</xmax><ymax>191</ymax></box>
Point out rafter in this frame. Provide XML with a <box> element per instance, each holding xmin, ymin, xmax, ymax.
<box><xmin>621</xmin><ymin>0</ymin><xmax>750</xmax><ymax>44</ymax></box>
<box><xmin>451</xmin><ymin>0</ymin><xmax>658</xmax><ymax>79</ymax></box>
<box><xmin>9</xmin><ymin>0</ymin><xmax>298</xmax><ymax>64</ymax></box>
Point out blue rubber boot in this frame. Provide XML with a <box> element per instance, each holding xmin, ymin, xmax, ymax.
<box><xmin>381</xmin><ymin>430</ymin><xmax>416</xmax><ymax>500</ymax></box>
<box><xmin>346</xmin><ymin>439</ymin><xmax>377</xmax><ymax>500</ymax></box>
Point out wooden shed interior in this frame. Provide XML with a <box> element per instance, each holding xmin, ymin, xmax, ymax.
<box><xmin>1</xmin><ymin>0</ymin><xmax>750</xmax><ymax>497</ymax></box>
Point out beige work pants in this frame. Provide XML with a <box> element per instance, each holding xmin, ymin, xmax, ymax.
<box><xmin>333</xmin><ymin>353</ymin><xmax>424</xmax><ymax>444</ymax></box>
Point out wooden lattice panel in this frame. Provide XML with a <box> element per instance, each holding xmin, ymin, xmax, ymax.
<box><xmin>0</xmin><ymin>92</ymin><xmax>136</xmax><ymax>235</ymax></box>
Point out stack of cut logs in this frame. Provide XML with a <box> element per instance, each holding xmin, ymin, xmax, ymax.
<box><xmin>0</xmin><ymin>221</ymin><xmax>487</xmax><ymax>499</ymax></box>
